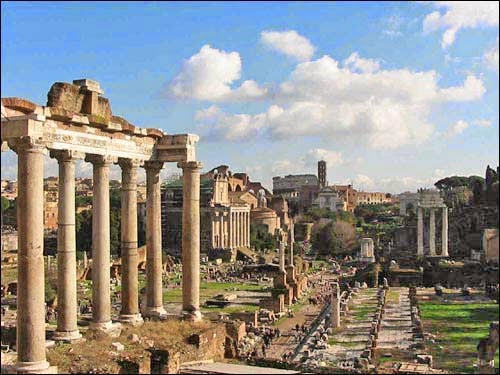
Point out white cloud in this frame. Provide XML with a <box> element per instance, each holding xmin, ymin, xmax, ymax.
<box><xmin>167</xmin><ymin>44</ymin><xmax>268</xmax><ymax>101</ymax></box>
<box><xmin>437</xmin><ymin>75</ymin><xmax>485</xmax><ymax>101</ymax></box>
<box><xmin>422</xmin><ymin>2</ymin><xmax>499</xmax><ymax>48</ymax></box>
<box><xmin>484</xmin><ymin>38</ymin><xmax>499</xmax><ymax>72</ymax></box>
<box><xmin>303</xmin><ymin>148</ymin><xmax>343</xmax><ymax>169</ymax></box>
<box><xmin>353</xmin><ymin>174</ymin><xmax>376</xmax><ymax>190</ymax></box>
<box><xmin>383</xmin><ymin>14</ymin><xmax>406</xmax><ymax>37</ymax></box>
<box><xmin>472</xmin><ymin>119</ymin><xmax>493</xmax><ymax>128</ymax></box>
<box><xmin>343</xmin><ymin>52</ymin><xmax>381</xmax><ymax>73</ymax></box>
<box><xmin>196</xmin><ymin>53</ymin><xmax>485</xmax><ymax>150</ymax></box>
<box><xmin>260</xmin><ymin>30</ymin><xmax>315</xmax><ymax>62</ymax></box>
<box><xmin>443</xmin><ymin>119</ymin><xmax>469</xmax><ymax>138</ymax></box>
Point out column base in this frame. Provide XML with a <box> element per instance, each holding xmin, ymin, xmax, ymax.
<box><xmin>181</xmin><ymin>310</ymin><xmax>202</xmax><ymax>322</ymax></box>
<box><xmin>143</xmin><ymin>306</ymin><xmax>167</xmax><ymax>319</ymax></box>
<box><xmin>52</xmin><ymin>329</ymin><xmax>82</xmax><ymax>342</ymax></box>
<box><xmin>89</xmin><ymin>321</ymin><xmax>122</xmax><ymax>337</ymax></box>
<box><xmin>14</xmin><ymin>360</ymin><xmax>56</xmax><ymax>374</ymax></box>
<box><xmin>119</xmin><ymin>313</ymin><xmax>144</xmax><ymax>326</ymax></box>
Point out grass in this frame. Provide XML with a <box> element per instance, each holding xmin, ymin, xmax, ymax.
<box><xmin>419</xmin><ymin>301</ymin><xmax>499</xmax><ymax>374</ymax></box>
<box><xmin>352</xmin><ymin>305</ymin><xmax>376</xmax><ymax>321</ymax></box>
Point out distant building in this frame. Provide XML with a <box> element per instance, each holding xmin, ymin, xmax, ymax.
<box><xmin>273</xmin><ymin>174</ymin><xmax>319</xmax><ymax>213</ymax></box>
<box><xmin>399</xmin><ymin>192</ymin><xmax>419</xmax><ymax>216</ymax></box>
<box><xmin>356</xmin><ymin>191</ymin><xmax>391</xmax><ymax>205</ymax></box>
<box><xmin>314</xmin><ymin>186</ymin><xmax>347</xmax><ymax>212</ymax></box>
<box><xmin>162</xmin><ymin>165</ymin><xmax>251</xmax><ymax>261</ymax></box>
<box><xmin>330</xmin><ymin>184</ymin><xmax>357</xmax><ymax>212</ymax></box>
<box><xmin>318</xmin><ymin>160</ymin><xmax>327</xmax><ymax>189</ymax></box>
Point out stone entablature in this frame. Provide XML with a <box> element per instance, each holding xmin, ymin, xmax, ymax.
<box><xmin>417</xmin><ymin>188</ymin><xmax>446</xmax><ymax>208</ymax></box>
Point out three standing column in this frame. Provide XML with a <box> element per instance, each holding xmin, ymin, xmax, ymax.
<box><xmin>86</xmin><ymin>154</ymin><xmax>116</xmax><ymax>331</ymax></box>
<box><xmin>144</xmin><ymin>161</ymin><xmax>166</xmax><ymax>318</ymax></box>
<box><xmin>417</xmin><ymin>207</ymin><xmax>424</xmax><ymax>256</ymax></box>
<box><xmin>51</xmin><ymin>150</ymin><xmax>84</xmax><ymax>341</ymax></box>
<box><xmin>11</xmin><ymin>138</ymin><xmax>52</xmax><ymax>373</ymax></box>
<box><xmin>429</xmin><ymin>208</ymin><xmax>436</xmax><ymax>256</ymax></box>
<box><xmin>118</xmin><ymin>158</ymin><xmax>143</xmax><ymax>325</ymax></box>
<box><xmin>178</xmin><ymin>161</ymin><xmax>203</xmax><ymax>321</ymax></box>
<box><xmin>442</xmin><ymin>206</ymin><xmax>449</xmax><ymax>256</ymax></box>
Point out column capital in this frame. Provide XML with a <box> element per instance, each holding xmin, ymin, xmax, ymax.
<box><xmin>143</xmin><ymin>160</ymin><xmax>164</xmax><ymax>172</ymax></box>
<box><xmin>49</xmin><ymin>149</ymin><xmax>85</xmax><ymax>162</ymax></box>
<box><xmin>85</xmin><ymin>154</ymin><xmax>117</xmax><ymax>166</ymax></box>
<box><xmin>118</xmin><ymin>158</ymin><xmax>143</xmax><ymax>170</ymax></box>
<box><xmin>177</xmin><ymin>160</ymin><xmax>202</xmax><ymax>171</ymax></box>
<box><xmin>7</xmin><ymin>136</ymin><xmax>46</xmax><ymax>155</ymax></box>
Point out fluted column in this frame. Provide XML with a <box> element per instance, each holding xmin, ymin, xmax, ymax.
<box><xmin>51</xmin><ymin>150</ymin><xmax>84</xmax><ymax>341</ymax></box>
<box><xmin>10</xmin><ymin>138</ymin><xmax>52</xmax><ymax>373</ymax></box>
<box><xmin>279</xmin><ymin>238</ymin><xmax>286</xmax><ymax>272</ymax></box>
<box><xmin>429</xmin><ymin>208</ymin><xmax>436</xmax><ymax>256</ymax></box>
<box><xmin>144</xmin><ymin>161</ymin><xmax>166</xmax><ymax>318</ymax></box>
<box><xmin>86</xmin><ymin>154</ymin><xmax>116</xmax><ymax>331</ymax></box>
<box><xmin>417</xmin><ymin>207</ymin><xmax>424</xmax><ymax>256</ymax></box>
<box><xmin>442</xmin><ymin>206</ymin><xmax>449</xmax><ymax>256</ymax></box>
<box><xmin>179</xmin><ymin>161</ymin><xmax>203</xmax><ymax>321</ymax></box>
<box><xmin>230</xmin><ymin>212</ymin><xmax>234</xmax><ymax>248</ymax></box>
<box><xmin>118</xmin><ymin>158</ymin><xmax>143</xmax><ymax>325</ymax></box>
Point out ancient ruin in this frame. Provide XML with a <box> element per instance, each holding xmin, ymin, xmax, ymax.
<box><xmin>0</xmin><ymin>79</ymin><xmax>203</xmax><ymax>373</ymax></box>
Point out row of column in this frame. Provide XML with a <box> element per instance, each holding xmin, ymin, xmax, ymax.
<box><xmin>417</xmin><ymin>206</ymin><xmax>448</xmax><ymax>257</ymax></box>
<box><xmin>11</xmin><ymin>137</ymin><xmax>202</xmax><ymax>372</ymax></box>
<box><xmin>229</xmin><ymin>210</ymin><xmax>250</xmax><ymax>248</ymax></box>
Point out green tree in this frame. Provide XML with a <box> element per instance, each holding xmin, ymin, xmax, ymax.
<box><xmin>250</xmin><ymin>224</ymin><xmax>277</xmax><ymax>251</ymax></box>
<box><xmin>312</xmin><ymin>220</ymin><xmax>357</xmax><ymax>256</ymax></box>
<box><xmin>1</xmin><ymin>196</ymin><xmax>10</xmax><ymax>212</ymax></box>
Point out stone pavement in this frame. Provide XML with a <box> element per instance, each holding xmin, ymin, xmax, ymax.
<box><xmin>377</xmin><ymin>287</ymin><xmax>414</xmax><ymax>350</ymax></box>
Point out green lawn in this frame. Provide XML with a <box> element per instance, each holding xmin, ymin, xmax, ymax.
<box><xmin>419</xmin><ymin>301</ymin><xmax>499</xmax><ymax>374</ymax></box>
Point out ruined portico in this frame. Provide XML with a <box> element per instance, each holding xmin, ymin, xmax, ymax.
<box><xmin>1</xmin><ymin>79</ymin><xmax>202</xmax><ymax>373</ymax></box>
<box><xmin>416</xmin><ymin>189</ymin><xmax>449</xmax><ymax>258</ymax></box>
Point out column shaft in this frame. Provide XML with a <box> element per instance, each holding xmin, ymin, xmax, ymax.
<box><xmin>51</xmin><ymin>150</ymin><xmax>83</xmax><ymax>341</ymax></box>
<box><xmin>442</xmin><ymin>206</ymin><xmax>448</xmax><ymax>256</ymax></box>
<box><xmin>14</xmin><ymin>139</ymin><xmax>50</xmax><ymax>372</ymax></box>
<box><xmin>429</xmin><ymin>208</ymin><xmax>436</xmax><ymax>256</ymax></box>
<box><xmin>119</xmin><ymin>159</ymin><xmax>143</xmax><ymax>324</ymax></box>
<box><xmin>86</xmin><ymin>154</ymin><xmax>114</xmax><ymax>330</ymax></box>
<box><xmin>417</xmin><ymin>207</ymin><xmax>424</xmax><ymax>256</ymax></box>
<box><xmin>144</xmin><ymin>161</ymin><xmax>165</xmax><ymax>317</ymax></box>
<box><xmin>179</xmin><ymin>161</ymin><xmax>202</xmax><ymax>321</ymax></box>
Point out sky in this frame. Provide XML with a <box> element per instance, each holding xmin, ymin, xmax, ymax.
<box><xmin>1</xmin><ymin>1</ymin><xmax>499</xmax><ymax>193</ymax></box>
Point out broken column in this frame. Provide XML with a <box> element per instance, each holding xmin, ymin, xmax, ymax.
<box><xmin>330</xmin><ymin>282</ymin><xmax>340</xmax><ymax>328</ymax></box>
<box><xmin>179</xmin><ymin>161</ymin><xmax>203</xmax><ymax>321</ymax></box>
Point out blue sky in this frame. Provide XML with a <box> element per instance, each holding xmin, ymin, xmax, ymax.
<box><xmin>1</xmin><ymin>1</ymin><xmax>499</xmax><ymax>193</ymax></box>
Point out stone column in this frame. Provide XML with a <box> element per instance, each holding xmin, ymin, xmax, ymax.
<box><xmin>51</xmin><ymin>150</ymin><xmax>84</xmax><ymax>341</ymax></box>
<box><xmin>86</xmin><ymin>154</ymin><xmax>116</xmax><ymax>331</ymax></box>
<box><xmin>211</xmin><ymin>214</ymin><xmax>216</xmax><ymax>248</ymax></box>
<box><xmin>331</xmin><ymin>282</ymin><xmax>340</xmax><ymax>328</ymax></box>
<box><xmin>220</xmin><ymin>215</ymin><xmax>224</xmax><ymax>248</ymax></box>
<box><xmin>118</xmin><ymin>158</ymin><xmax>143</xmax><ymax>325</ymax></box>
<box><xmin>442</xmin><ymin>206</ymin><xmax>448</xmax><ymax>256</ymax></box>
<box><xmin>279</xmin><ymin>238</ymin><xmax>286</xmax><ymax>272</ymax></box>
<box><xmin>417</xmin><ymin>207</ymin><xmax>424</xmax><ymax>256</ymax></box>
<box><xmin>429</xmin><ymin>208</ymin><xmax>436</xmax><ymax>256</ymax></box>
<box><xmin>245</xmin><ymin>212</ymin><xmax>249</xmax><ymax>247</ymax></box>
<box><xmin>179</xmin><ymin>161</ymin><xmax>203</xmax><ymax>321</ymax></box>
<box><xmin>144</xmin><ymin>161</ymin><xmax>166</xmax><ymax>318</ymax></box>
<box><xmin>11</xmin><ymin>138</ymin><xmax>52</xmax><ymax>373</ymax></box>
<box><xmin>229</xmin><ymin>211</ymin><xmax>234</xmax><ymax>249</ymax></box>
